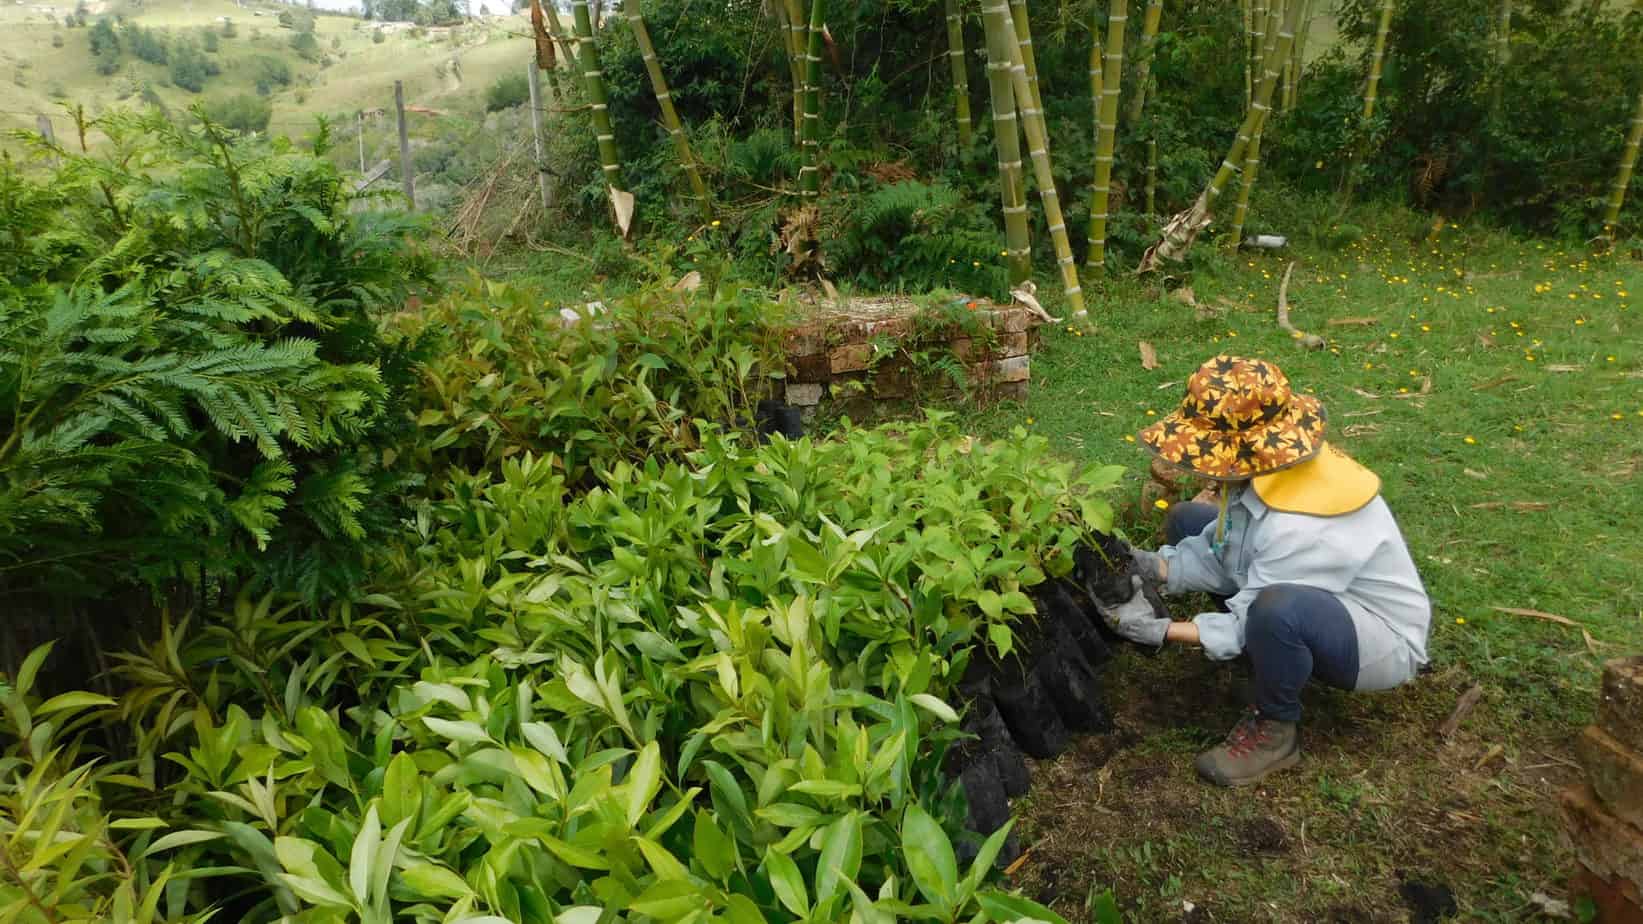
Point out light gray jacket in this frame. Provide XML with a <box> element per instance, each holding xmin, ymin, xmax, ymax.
<box><xmin>1159</xmin><ymin>486</ymin><xmax>1432</xmax><ymax>690</ymax></box>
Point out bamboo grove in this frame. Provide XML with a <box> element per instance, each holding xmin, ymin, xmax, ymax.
<box><xmin>524</xmin><ymin>0</ymin><xmax>1643</xmax><ymax>304</ymax></box>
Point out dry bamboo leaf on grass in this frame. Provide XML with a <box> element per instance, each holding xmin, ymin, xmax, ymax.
<box><xmin>1469</xmin><ymin>501</ymin><xmax>1550</xmax><ymax>511</ymax></box>
<box><xmin>1437</xmin><ymin>683</ymin><xmax>1484</xmax><ymax>740</ymax></box>
<box><xmin>1326</xmin><ymin>316</ymin><xmax>1379</xmax><ymax>327</ymax></box>
<box><xmin>1139</xmin><ymin>341</ymin><xmax>1159</xmax><ymax>370</ymax></box>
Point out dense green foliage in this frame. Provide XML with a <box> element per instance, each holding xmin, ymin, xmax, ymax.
<box><xmin>484</xmin><ymin>71</ymin><xmax>531</xmax><ymax>113</ymax></box>
<box><xmin>1273</xmin><ymin>0</ymin><xmax>1643</xmax><ymax>234</ymax></box>
<box><xmin>0</xmin><ymin>111</ymin><xmax>432</xmax><ymax>604</ymax></box>
<box><xmin>0</xmin><ymin>118</ymin><xmax>1129</xmax><ymax>922</ymax></box>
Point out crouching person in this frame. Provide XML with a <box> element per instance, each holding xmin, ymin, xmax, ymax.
<box><xmin>1096</xmin><ymin>355</ymin><xmax>1432</xmax><ymax>787</ymax></box>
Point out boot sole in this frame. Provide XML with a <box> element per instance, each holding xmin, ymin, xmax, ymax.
<box><xmin>1198</xmin><ymin>749</ymin><xmax>1302</xmax><ymax>788</ymax></box>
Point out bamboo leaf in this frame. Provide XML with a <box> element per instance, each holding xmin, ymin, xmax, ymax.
<box><xmin>903</xmin><ymin>804</ymin><xmax>959</xmax><ymax>910</ymax></box>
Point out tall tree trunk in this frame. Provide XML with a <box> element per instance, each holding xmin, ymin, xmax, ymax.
<box><xmin>1125</xmin><ymin>0</ymin><xmax>1164</xmax><ymax>126</ymax></box>
<box><xmin>988</xmin><ymin>0</ymin><xmax>1085</xmax><ymax>314</ymax></box>
<box><xmin>1146</xmin><ymin>136</ymin><xmax>1157</xmax><ymax>214</ymax></box>
<box><xmin>1139</xmin><ymin>0</ymin><xmax>1301</xmax><ymax>272</ymax></box>
<box><xmin>945</xmin><ymin>0</ymin><xmax>974</xmax><ymax>147</ymax></box>
<box><xmin>1363</xmin><ymin>0</ymin><xmax>1394</xmax><ymax>120</ymax></box>
<box><xmin>622</xmin><ymin>0</ymin><xmax>711</xmax><ymax>221</ymax></box>
<box><xmin>1250</xmin><ymin>0</ymin><xmax>1267</xmax><ymax>104</ymax></box>
<box><xmin>1084</xmin><ymin>0</ymin><xmax>1128</xmax><ymax>272</ymax></box>
<box><xmin>1605</xmin><ymin>87</ymin><xmax>1643</xmax><ymax>231</ymax></box>
<box><xmin>541</xmin><ymin>0</ymin><xmax>582</xmax><ymax>81</ymax></box>
<box><xmin>1282</xmin><ymin>0</ymin><xmax>1314</xmax><ymax>113</ymax></box>
<box><xmin>982</xmin><ymin>0</ymin><xmax>1031</xmax><ymax>283</ymax></box>
<box><xmin>572</xmin><ymin>0</ymin><xmax>627</xmax><ymax>229</ymax></box>
<box><xmin>781</xmin><ymin>0</ymin><xmax>807</xmax><ymax>143</ymax></box>
<box><xmin>1488</xmin><ymin>0</ymin><xmax>1510</xmax><ymax>122</ymax></box>
<box><xmin>1241</xmin><ymin>0</ymin><xmax>1253</xmax><ymax>108</ymax></box>
<box><xmin>1007</xmin><ymin>0</ymin><xmax>1045</xmax><ymax>121</ymax></box>
<box><xmin>798</xmin><ymin>0</ymin><xmax>827</xmax><ymax>198</ymax></box>
<box><xmin>1229</xmin><ymin>0</ymin><xmax>1286</xmax><ymax>247</ymax></box>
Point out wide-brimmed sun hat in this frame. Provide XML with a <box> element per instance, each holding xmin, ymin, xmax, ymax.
<box><xmin>1139</xmin><ymin>355</ymin><xmax>1326</xmax><ymax>481</ymax></box>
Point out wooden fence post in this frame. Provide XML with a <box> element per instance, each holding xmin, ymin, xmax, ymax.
<box><xmin>36</xmin><ymin>113</ymin><xmax>58</xmax><ymax>166</ymax></box>
<box><xmin>526</xmin><ymin>61</ymin><xmax>552</xmax><ymax>211</ymax></box>
<box><xmin>394</xmin><ymin>81</ymin><xmax>415</xmax><ymax>209</ymax></box>
<box><xmin>356</xmin><ymin>109</ymin><xmax>366</xmax><ymax>173</ymax></box>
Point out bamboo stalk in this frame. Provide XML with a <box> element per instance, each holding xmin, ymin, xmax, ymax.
<box><xmin>798</xmin><ymin>0</ymin><xmax>827</xmax><ymax>198</ymax></box>
<box><xmin>1241</xmin><ymin>0</ymin><xmax>1253</xmax><ymax>108</ymax></box>
<box><xmin>988</xmin><ymin>0</ymin><xmax>1085</xmax><ymax>314</ymax></box>
<box><xmin>1138</xmin><ymin>0</ymin><xmax>1301</xmax><ymax>272</ymax></box>
<box><xmin>782</xmin><ymin>0</ymin><xmax>807</xmax><ymax>143</ymax></box>
<box><xmin>1283</xmin><ymin>0</ymin><xmax>1314</xmax><ymax>112</ymax></box>
<box><xmin>1251</xmin><ymin>0</ymin><xmax>1267</xmax><ymax>104</ymax></box>
<box><xmin>945</xmin><ymin>0</ymin><xmax>974</xmax><ymax>147</ymax></box>
<box><xmin>1008</xmin><ymin>0</ymin><xmax>1045</xmax><ymax>122</ymax></box>
<box><xmin>1229</xmin><ymin>0</ymin><xmax>1286</xmax><ymax>247</ymax></box>
<box><xmin>1084</xmin><ymin>0</ymin><xmax>1128</xmax><ymax>272</ymax></box>
<box><xmin>1146</xmin><ymin>137</ymin><xmax>1157</xmax><ymax>215</ymax></box>
<box><xmin>1125</xmin><ymin>0</ymin><xmax>1164</xmax><ymax>126</ymax></box>
<box><xmin>1604</xmin><ymin>88</ymin><xmax>1643</xmax><ymax>230</ymax></box>
<box><xmin>542</xmin><ymin>0</ymin><xmax>582</xmax><ymax>81</ymax></box>
<box><xmin>622</xmin><ymin>0</ymin><xmax>711</xmax><ymax>220</ymax></box>
<box><xmin>1488</xmin><ymin>0</ymin><xmax>1510</xmax><ymax>123</ymax></box>
<box><xmin>572</xmin><ymin>0</ymin><xmax>623</xmax><ymax>197</ymax></box>
<box><xmin>1363</xmin><ymin>0</ymin><xmax>1394</xmax><ymax>121</ymax></box>
<box><xmin>982</xmin><ymin>0</ymin><xmax>1031</xmax><ymax>283</ymax></box>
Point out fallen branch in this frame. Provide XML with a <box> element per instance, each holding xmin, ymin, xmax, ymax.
<box><xmin>1275</xmin><ymin>262</ymin><xmax>1326</xmax><ymax>350</ymax></box>
<box><xmin>1326</xmin><ymin>316</ymin><xmax>1379</xmax><ymax>327</ymax></box>
<box><xmin>1436</xmin><ymin>683</ymin><xmax>1484</xmax><ymax>740</ymax></box>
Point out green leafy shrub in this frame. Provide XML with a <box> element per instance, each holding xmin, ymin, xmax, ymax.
<box><xmin>484</xmin><ymin>70</ymin><xmax>529</xmax><ymax>112</ymax></box>
<box><xmin>200</xmin><ymin>92</ymin><xmax>273</xmax><ymax>133</ymax></box>
<box><xmin>168</xmin><ymin>39</ymin><xmax>217</xmax><ymax>92</ymax></box>
<box><xmin>0</xmin><ymin>109</ymin><xmax>434</xmax><ymax>606</ymax></box>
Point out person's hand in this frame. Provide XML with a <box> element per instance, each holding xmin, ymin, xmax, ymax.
<box><xmin>1092</xmin><ymin>576</ymin><xmax>1170</xmax><ymax>649</ymax></box>
<box><xmin>1127</xmin><ymin>544</ymin><xmax>1167</xmax><ymax>586</ymax></box>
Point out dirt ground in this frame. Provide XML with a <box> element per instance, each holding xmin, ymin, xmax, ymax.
<box><xmin>1004</xmin><ymin>646</ymin><xmax>1582</xmax><ymax>922</ymax></box>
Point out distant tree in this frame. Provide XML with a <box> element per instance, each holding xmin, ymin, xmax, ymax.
<box><xmin>331</xmin><ymin>35</ymin><xmax>341</xmax><ymax>49</ymax></box>
<box><xmin>124</xmin><ymin>23</ymin><xmax>168</xmax><ymax>64</ymax></box>
<box><xmin>52</xmin><ymin>31</ymin><xmax>64</xmax><ymax>47</ymax></box>
<box><xmin>202</xmin><ymin>29</ymin><xmax>219</xmax><ymax>51</ymax></box>
<box><xmin>201</xmin><ymin>94</ymin><xmax>272</xmax><ymax>133</ymax></box>
<box><xmin>169</xmin><ymin>41</ymin><xmax>213</xmax><ymax>92</ymax></box>
<box><xmin>88</xmin><ymin>17</ymin><xmax>119</xmax><ymax>56</ymax></box>
<box><xmin>277</xmin><ymin>10</ymin><xmax>293</xmax><ymax>27</ymax></box>
<box><xmin>484</xmin><ymin>70</ymin><xmax>528</xmax><ymax>111</ymax></box>
<box><xmin>372</xmin><ymin>26</ymin><xmax>385</xmax><ymax>42</ymax></box>
<box><xmin>290</xmin><ymin>30</ymin><xmax>321</xmax><ymax>62</ymax></box>
<box><xmin>221</xmin><ymin>18</ymin><xmax>236</xmax><ymax>37</ymax></box>
<box><xmin>251</xmin><ymin>54</ymin><xmax>292</xmax><ymax>94</ymax></box>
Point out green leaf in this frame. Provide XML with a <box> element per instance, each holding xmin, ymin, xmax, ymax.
<box><xmin>909</xmin><ymin>694</ymin><xmax>959</xmax><ymax>724</ymax></box>
<box><xmin>966</xmin><ymin>819</ymin><xmax>1016</xmax><ymax>894</ymax></box>
<box><xmin>278</xmin><ymin>874</ymin><xmax>355</xmax><ymax>909</ymax></box>
<box><xmin>903</xmin><ymin>804</ymin><xmax>959</xmax><ymax>910</ymax></box>
<box><xmin>976</xmin><ymin>590</ymin><xmax>1004</xmax><ymax>620</ymax></box>
<box><xmin>628</xmin><ymin>879</ymin><xmax>705</xmax><ymax>921</ymax></box>
<box><xmin>380</xmin><ymin>752</ymin><xmax>420</xmax><ymax>827</ymax></box>
<box><xmin>756</xmin><ymin>803</ymin><xmax>828</xmax><ymax>828</ymax></box>
<box><xmin>692</xmin><ymin>810</ymin><xmax>736</xmax><ymax>882</ymax></box>
<box><xmin>421</xmin><ymin>716</ymin><xmax>491</xmax><ymax>746</ymax></box>
<box><xmin>35</xmin><ymin>691</ymin><xmax>116</xmax><ymax>715</ymax></box>
<box><xmin>400</xmin><ymin>863</ymin><xmax>471</xmax><ymax>899</ymax></box>
<box><xmin>765</xmin><ymin>851</ymin><xmax>809</xmax><ymax>917</ymax></box>
<box><xmin>815</xmin><ymin>811</ymin><xmax>863</xmax><ymax>905</ymax></box>
<box><xmin>1000</xmin><ymin>591</ymin><xmax>1036</xmax><ymax>616</ymax></box>
<box><xmin>15</xmin><ymin>642</ymin><xmax>54</xmax><ymax>697</ymax></box>
<box><xmin>144</xmin><ymin>830</ymin><xmax>226</xmax><ymax>856</ymax></box>
<box><xmin>536</xmin><ymin>834</ymin><xmax>611</xmax><ymax>870</ymax></box>
<box><xmin>348</xmin><ymin>804</ymin><xmax>380</xmax><ymax>902</ymax></box>
<box><xmin>788</xmin><ymin>779</ymin><xmax>862</xmax><ymax>800</ymax></box>
<box><xmin>634</xmin><ymin>836</ymin><xmax>690</xmax><ymax>881</ymax></box>
<box><xmin>987</xmin><ymin>623</ymin><xmax>1014</xmax><ymax>658</ymax></box>
<box><xmin>977</xmin><ymin>890</ymin><xmax>1071</xmax><ymax>924</ymax></box>
<box><xmin>1089</xmin><ymin>888</ymin><xmax>1121</xmax><ymax>924</ymax></box>
<box><xmin>624</xmin><ymin>741</ymin><xmax>662</xmax><ymax>827</ymax></box>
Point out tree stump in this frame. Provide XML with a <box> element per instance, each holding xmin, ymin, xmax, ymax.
<box><xmin>1563</xmin><ymin>657</ymin><xmax>1643</xmax><ymax>922</ymax></box>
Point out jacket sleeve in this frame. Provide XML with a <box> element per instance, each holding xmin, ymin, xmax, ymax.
<box><xmin>1160</xmin><ymin>521</ymin><xmax>1239</xmax><ymax>597</ymax></box>
<box><xmin>1191</xmin><ymin>515</ymin><xmax>1375</xmax><ymax>661</ymax></box>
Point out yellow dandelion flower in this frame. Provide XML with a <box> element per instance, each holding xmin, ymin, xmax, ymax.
<box><xmin>1463</xmin><ymin>436</ymin><xmax>1476</xmax><ymax>445</ymax></box>
<box><xmin>1613</xmin><ymin>413</ymin><xmax>1625</xmax><ymax>421</ymax></box>
<box><xmin>1576</xmin><ymin>319</ymin><xmax>1586</xmax><ymax>326</ymax></box>
<box><xmin>1389</xmin><ymin>332</ymin><xmax>1400</xmax><ymax>339</ymax></box>
<box><xmin>1145</xmin><ymin>410</ymin><xmax>1157</xmax><ymax>416</ymax></box>
<box><xmin>710</xmin><ymin>219</ymin><xmax>722</xmax><ymax>227</ymax></box>
<box><xmin>1123</xmin><ymin>434</ymin><xmax>1136</xmax><ymax>443</ymax></box>
<box><xmin>1154</xmin><ymin>498</ymin><xmax>1170</xmax><ymax>511</ymax></box>
<box><xmin>1607</xmin><ymin>355</ymin><xmax>1617</xmax><ymax>362</ymax></box>
<box><xmin>1026</xmin><ymin>417</ymin><xmax>1035</xmax><ymax>425</ymax></box>
<box><xmin>1455</xmin><ymin>617</ymin><xmax>1466</xmax><ymax>625</ymax></box>
<box><xmin>1421</xmin><ymin>325</ymin><xmax>1431</xmax><ymax>332</ymax></box>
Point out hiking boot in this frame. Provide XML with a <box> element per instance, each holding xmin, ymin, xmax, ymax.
<box><xmin>1195</xmin><ymin>708</ymin><xmax>1300</xmax><ymax>787</ymax></box>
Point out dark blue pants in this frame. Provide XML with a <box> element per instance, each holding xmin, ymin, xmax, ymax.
<box><xmin>1166</xmin><ymin>502</ymin><xmax>1360</xmax><ymax>722</ymax></box>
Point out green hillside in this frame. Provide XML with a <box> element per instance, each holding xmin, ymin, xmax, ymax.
<box><xmin>0</xmin><ymin>0</ymin><xmax>533</xmax><ymax>148</ymax></box>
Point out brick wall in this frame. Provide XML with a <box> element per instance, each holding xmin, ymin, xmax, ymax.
<box><xmin>777</xmin><ymin>298</ymin><xmax>1042</xmax><ymax>417</ymax></box>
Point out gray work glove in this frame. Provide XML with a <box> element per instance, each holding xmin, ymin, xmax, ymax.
<box><xmin>1127</xmin><ymin>544</ymin><xmax>1167</xmax><ymax>587</ymax></box>
<box><xmin>1093</xmin><ymin>576</ymin><xmax>1170</xmax><ymax>649</ymax></box>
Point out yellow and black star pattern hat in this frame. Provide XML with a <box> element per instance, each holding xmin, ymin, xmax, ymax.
<box><xmin>1138</xmin><ymin>355</ymin><xmax>1326</xmax><ymax>481</ymax></box>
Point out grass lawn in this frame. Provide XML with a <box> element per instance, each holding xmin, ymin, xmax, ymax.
<box><xmin>964</xmin><ymin>209</ymin><xmax>1643</xmax><ymax>920</ymax></box>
